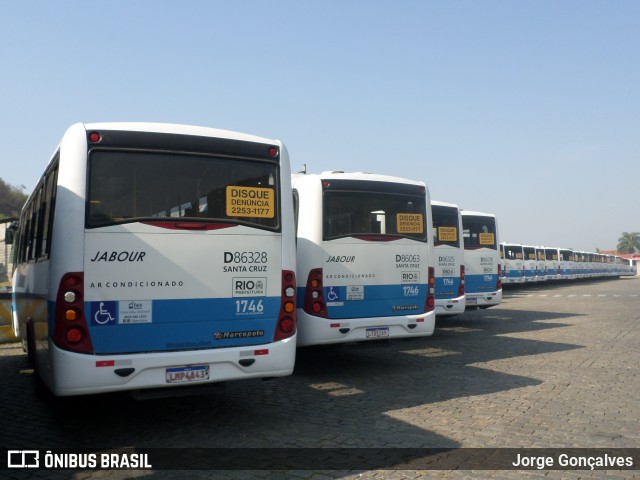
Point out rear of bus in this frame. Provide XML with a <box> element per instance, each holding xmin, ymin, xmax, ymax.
<box><xmin>461</xmin><ymin>211</ymin><xmax>502</xmax><ymax>308</ymax></box>
<box><xmin>36</xmin><ymin>123</ymin><xmax>296</xmax><ymax>396</ymax></box>
<box><xmin>628</xmin><ymin>258</ymin><xmax>636</xmax><ymax>276</ymax></box>
<box><xmin>502</xmin><ymin>243</ymin><xmax>525</xmax><ymax>284</ymax></box>
<box><xmin>536</xmin><ymin>246</ymin><xmax>548</xmax><ymax>281</ymax></box>
<box><xmin>431</xmin><ymin>200</ymin><xmax>465</xmax><ymax>316</ymax></box>
<box><xmin>573</xmin><ymin>251</ymin><xmax>585</xmax><ymax>279</ymax></box>
<box><xmin>545</xmin><ymin>247</ymin><xmax>561</xmax><ymax>280</ymax></box>
<box><xmin>559</xmin><ymin>249</ymin><xmax>576</xmax><ymax>280</ymax></box>
<box><xmin>522</xmin><ymin>245</ymin><xmax>537</xmax><ymax>282</ymax></box>
<box><xmin>293</xmin><ymin>172</ymin><xmax>435</xmax><ymax>346</ymax></box>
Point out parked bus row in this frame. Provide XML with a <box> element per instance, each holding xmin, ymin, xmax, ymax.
<box><xmin>6</xmin><ymin>123</ymin><xmax>632</xmax><ymax>399</ymax></box>
<box><xmin>500</xmin><ymin>244</ymin><xmax>637</xmax><ymax>284</ymax></box>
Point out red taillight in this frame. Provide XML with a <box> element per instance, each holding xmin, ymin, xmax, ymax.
<box><xmin>53</xmin><ymin>272</ymin><xmax>93</xmax><ymax>353</ymax></box>
<box><xmin>274</xmin><ymin>270</ymin><xmax>297</xmax><ymax>341</ymax></box>
<box><xmin>458</xmin><ymin>265</ymin><xmax>465</xmax><ymax>296</ymax></box>
<box><xmin>497</xmin><ymin>264</ymin><xmax>502</xmax><ymax>290</ymax></box>
<box><xmin>425</xmin><ymin>267</ymin><xmax>435</xmax><ymax>312</ymax></box>
<box><xmin>280</xmin><ymin>318</ymin><xmax>295</xmax><ymax>333</ymax></box>
<box><xmin>303</xmin><ymin>268</ymin><xmax>328</xmax><ymax>318</ymax></box>
<box><xmin>65</xmin><ymin>327</ymin><xmax>83</xmax><ymax>343</ymax></box>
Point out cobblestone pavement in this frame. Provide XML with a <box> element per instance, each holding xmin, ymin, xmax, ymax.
<box><xmin>1</xmin><ymin>278</ymin><xmax>639</xmax><ymax>479</ymax></box>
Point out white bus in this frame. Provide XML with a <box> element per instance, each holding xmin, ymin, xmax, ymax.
<box><xmin>501</xmin><ymin>243</ymin><xmax>525</xmax><ymax>284</ymax></box>
<box><xmin>618</xmin><ymin>256</ymin><xmax>637</xmax><ymax>277</ymax></box>
<box><xmin>544</xmin><ymin>247</ymin><xmax>561</xmax><ymax>280</ymax></box>
<box><xmin>585</xmin><ymin>252</ymin><xmax>597</xmax><ymax>278</ymax></box>
<box><xmin>292</xmin><ymin>172</ymin><xmax>436</xmax><ymax>346</ymax></box>
<box><xmin>522</xmin><ymin>245</ymin><xmax>537</xmax><ymax>283</ymax></box>
<box><xmin>573</xmin><ymin>251</ymin><xmax>584</xmax><ymax>279</ymax></box>
<box><xmin>559</xmin><ymin>248</ymin><xmax>576</xmax><ymax>280</ymax></box>
<box><xmin>629</xmin><ymin>258</ymin><xmax>638</xmax><ymax>276</ymax></box>
<box><xmin>431</xmin><ymin>200</ymin><xmax>465</xmax><ymax>316</ymax></box>
<box><xmin>535</xmin><ymin>246</ymin><xmax>548</xmax><ymax>281</ymax></box>
<box><xmin>10</xmin><ymin>122</ymin><xmax>297</xmax><ymax>397</ymax></box>
<box><xmin>461</xmin><ymin>211</ymin><xmax>502</xmax><ymax>308</ymax></box>
<box><xmin>589</xmin><ymin>253</ymin><xmax>601</xmax><ymax>278</ymax></box>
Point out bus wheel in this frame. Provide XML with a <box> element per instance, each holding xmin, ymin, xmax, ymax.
<box><xmin>27</xmin><ymin>321</ymin><xmax>51</xmax><ymax>400</ymax></box>
<box><xmin>26</xmin><ymin>321</ymin><xmax>37</xmax><ymax>368</ymax></box>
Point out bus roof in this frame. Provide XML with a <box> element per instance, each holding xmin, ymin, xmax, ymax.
<box><xmin>79</xmin><ymin>122</ymin><xmax>281</xmax><ymax>146</ymax></box>
<box><xmin>296</xmin><ymin>171</ymin><xmax>426</xmax><ymax>187</ymax></box>
<box><xmin>431</xmin><ymin>199</ymin><xmax>460</xmax><ymax>209</ymax></box>
<box><xmin>460</xmin><ymin>210</ymin><xmax>496</xmax><ymax>218</ymax></box>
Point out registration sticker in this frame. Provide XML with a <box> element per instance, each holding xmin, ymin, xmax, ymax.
<box><xmin>366</xmin><ymin>327</ymin><xmax>389</xmax><ymax>339</ymax></box>
<box><xmin>346</xmin><ymin>285</ymin><xmax>364</xmax><ymax>301</ymax></box>
<box><xmin>118</xmin><ymin>300</ymin><xmax>152</xmax><ymax>324</ymax></box>
<box><xmin>166</xmin><ymin>365</ymin><xmax>209</xmax><ymax>384</ymax></box>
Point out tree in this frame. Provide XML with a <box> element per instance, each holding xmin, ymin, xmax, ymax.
<box><xmin>617</xmin><ymin>232</ymin><xmax>640</xmax><ymax>254</ymax></box>
<box><xmin>0</xmin><ymin>177</ymin><xmax>28</xmax><ymax>218</ymax></box>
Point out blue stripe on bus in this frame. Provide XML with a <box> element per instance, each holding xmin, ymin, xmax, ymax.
<box><xmin>297</xmin><ymin>284</ymin><xmax>427</xmax><ymax>319</ymax></box>
<box><xmin>434</xmin><ymin>277</ymin><xmax>461</xmax><ymax>300</ymax></box>
<box><xmin>79</xmin><ymin>297</ymin><xmax>281</xmax><ymax>354</ymax></box>
<box><xmin>465</xmin><ymin>274</ymin><xmax>498</xmax><ymax>294</ymax></box>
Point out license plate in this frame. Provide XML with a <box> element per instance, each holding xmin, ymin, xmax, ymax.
<box><xmin>366</xmin><ymin>327</ymin><xmax>389</xmax><ymax>339</ymax></box>
<box><xmin>166</xmin><ymin>365</ymin><xmax>209</xmax><ymax>384</ymax></box>
<box><xmin>466</xmin><ymin>297</ymin><xmax>477</xmax><ymax>305</ymax></box>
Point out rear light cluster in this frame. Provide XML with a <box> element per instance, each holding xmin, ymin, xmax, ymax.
<box><xmin>425</xmin><ymin>267</ymin><xmax>435</xmax><ymax>312</ymax></box>
<box><xmin>53</xmin><ymin>272</ymin><xmax>93</xmax><ymax>353</ymax></box>
<box><xmin>497</xmin><ymin>264</ymin><xmax>502</xmax><ymax>290</ymax></box>
<box><xmin>273</xmin><ymin>270</ymin><xmax>296</xmax><ymax>341</ymax></box>
<box><xmin>303</xmin><ymin>268</ymin><xmax>328</xmax><ymax>317</ymax></box>
<box><xmin>458</xmin><ymin>265</ymin><xmax>465</xmax><ymax>297</ymax></box>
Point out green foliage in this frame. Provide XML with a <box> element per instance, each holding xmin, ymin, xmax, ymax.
<box><xmin>617</xmin><ymin>232</ymin><xmax>640</xmax><ymax>254</ymax></box>
<box><xmin>0</xmin><ymin>178</ymin><xmax>28</xmax><ymax>218</ymax></box>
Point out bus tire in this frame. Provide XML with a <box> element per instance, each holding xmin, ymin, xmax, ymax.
<box><xmin>27</xmin><ymin>321</ymin><xmax>52</xmax><ymax>400</ymax></box>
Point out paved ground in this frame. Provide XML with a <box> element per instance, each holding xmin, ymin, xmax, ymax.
<box><xmin>1</xmin><ymin>277</ymin><xmax>639</xmax><ymax>479</ymax></box>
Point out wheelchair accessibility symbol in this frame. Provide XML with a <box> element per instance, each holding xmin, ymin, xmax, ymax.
<box><xmin>91</xmin><ymin>301</ymin><xmax>117</xmax><ymax>326</ymax></box>
<box><xmin>326</xmin><ymin>287</ymin><xmax>340</xmax><ymax>302</ymax></box>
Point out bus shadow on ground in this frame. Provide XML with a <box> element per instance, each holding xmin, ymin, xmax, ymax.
<box><xmin>288</xmin><ymin>307</ymin><xmax>582</xmax><ymax>427</ymax></box>
<box><xmin>0</xmin><ymin>307</ymin><xmax>584</xmax><ymax>473</ymax></box>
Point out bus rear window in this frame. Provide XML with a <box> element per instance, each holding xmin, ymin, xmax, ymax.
<box><xmin>432</xmin><ymin>205</ymin><xmax>460</xmax><ymax>247</ymax></box>
<box><xmin>323</xmin><ymin>187</ymin><xmax>427</xmax><ymax>242</ymax></box>
<box><xmin>504</xmin><ymin>246</ymin><xmax>523</xmax><ymax>259</ymax></box>
<box><xmin>462</xmin><ymin>216</ymin><xmax>497</xmax><ymax>250</ymax></box>
<box><xmin>87</xmin><ymin>151</ymin><xmax>280</xmax><ymax>230</ymax></box>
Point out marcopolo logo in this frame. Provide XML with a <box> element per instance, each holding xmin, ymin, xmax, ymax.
<box><xmin>232</xmin><ymin>277</ymin><xmax>267</xmax><ymax>297</ymax></box>
<box><xmin>214</xmin><ymin>330</ymin><xmax>265</xmax><ymax>340</ymax></box>
<box><xmin>402</xmin><ymin>271</ymin><xmax>420</xmax><ymax>284</ymax></box>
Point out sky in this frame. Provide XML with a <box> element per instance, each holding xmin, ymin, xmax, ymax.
<box><xmin>1</xmin><ymin>0</ymin><xmax>638</xmax><ymax>251</ymax></box>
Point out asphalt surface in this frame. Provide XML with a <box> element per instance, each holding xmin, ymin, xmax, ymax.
<box><xmin>1</xmin><ymin>277</ymin><xmax>639</xmax><ymax>479</ymax></box>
